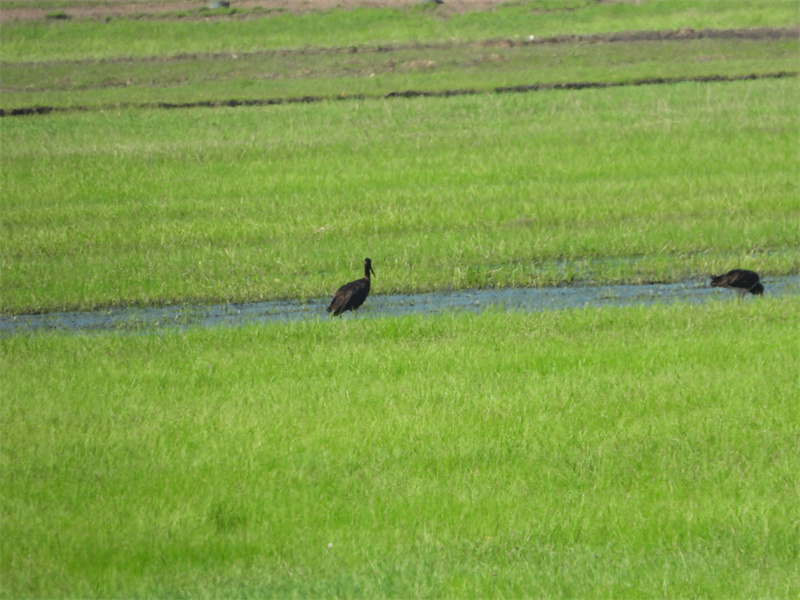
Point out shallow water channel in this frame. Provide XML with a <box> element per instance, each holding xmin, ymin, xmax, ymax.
<box><xmin>2</xmin><ymin>276</ymin><xmax>799</xmax><ymax>335</ymax></box>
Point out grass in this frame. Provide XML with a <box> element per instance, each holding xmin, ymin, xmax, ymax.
<box><xmin>2</xmin><ymin>299</ymin><xmax>799</xmax><ymax>598</ymax></box>
<box><xmin>2</xmin><ymin>77</ymin><xmax>798</xmax><ymax>314</ymax></box>
<box><xmin>2</xmin><ymin>2</ymin><xmax>799</xmax><ymax>597</ymax></box>
<box><xmin>3</xmin><ymin>1</ymin><xmax>798</xmax><ymax>314</ymax></box>
<box><xmin>2</xmin><ymin>36</ymin><xmax>798</xmax><ymax>112</ymax></box>
<box><xmin>1</xmin><ymin>0</ymin><xmax>798</xmax><ymax>63</ymax></box>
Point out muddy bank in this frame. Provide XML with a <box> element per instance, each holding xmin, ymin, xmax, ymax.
<box><xmin>2</xmin><ymin>276</ymin><xmax>798</xmax><ymax>334</ymax></box>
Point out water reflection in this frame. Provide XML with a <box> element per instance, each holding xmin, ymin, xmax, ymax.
<box><xmin>2</xmin><ymin>276</ymin><xmax>798</xmax><ymax>335</ymax></box>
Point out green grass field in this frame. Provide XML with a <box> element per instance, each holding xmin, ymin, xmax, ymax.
<box><xmin>2</xmin><ymin>0</ymin><xmax>798</xmax><ymax>63</ymax></box>
<box><xmin>3</xmin><ymin>301</ymin><xmax>799</xmax><ymax>598</ymax></box>
<box><xmin>3</xmin><ymin>36</ymin><xmax>797</xmax><ymax>112</ymax></box>
<box><xmin>2</xmin><ymin>0</ymin><xmax>800</xmax><ymax>597</ymax></box>
<box><xmin>2</xmin><ymin>2</ymin><xmax>799</xmax><ymax>315</ymax></box>
<box><xmin>2</xmin><ymin>77</ymin><xmax>798</xmax><ymax>314</ymax></box>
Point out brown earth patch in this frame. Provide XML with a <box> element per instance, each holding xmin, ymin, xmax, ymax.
<box><xmin>1</xmin><ymin>0</ymin><xmax>521</xmax><ymax>22</ymax></box>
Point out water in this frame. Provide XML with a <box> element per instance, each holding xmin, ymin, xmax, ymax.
<box><xmin>2</xmin><ymin>276</ymin><xmax>798</xmax><ymax>335</ymax></box>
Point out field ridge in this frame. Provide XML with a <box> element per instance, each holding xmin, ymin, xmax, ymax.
<box><xmin>2</xmin><ymin>69</ymin><xmax>796</xmax><ymax>118</ymax></box>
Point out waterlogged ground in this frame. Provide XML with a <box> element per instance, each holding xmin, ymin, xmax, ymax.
<box><xmin>2</xmin><ymin>275</ymin><xmax>798</xmax><ymax>334</ymax></box>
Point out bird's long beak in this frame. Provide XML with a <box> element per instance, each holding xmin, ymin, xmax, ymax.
<box><xmin>370</xmin><ymin>266</ymin><xmax>376</xmax><ymax>277</ymax></box>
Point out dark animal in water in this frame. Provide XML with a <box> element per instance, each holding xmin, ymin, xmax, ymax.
<box><xmin>710</xmin><ymin>269</ymin><xmax>764</xmax><ymax>298</ymax></box>
<box><xmin>327</xmin><ymin>258</ymin><xmax>375</xmax><ymax>318</ymax></box>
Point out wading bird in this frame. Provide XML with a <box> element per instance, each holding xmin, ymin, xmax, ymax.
<box><xmin>710</xmin><ymin>269</ymin><xmax>763</xmax><ymax>298</ymax></box>
<box><xmin>327</xmin><ymin>258</ymin><xmax>375</xmax><ymax>318</ymax></box>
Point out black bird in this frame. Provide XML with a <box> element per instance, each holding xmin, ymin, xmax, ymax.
<box><xmin>710</xmin><ymin>269</ymin><xmax>764</xmax><ymax>298</ymax></box>
<box><xmin>327</xmin><ymin>258</ymin><xmax>375</xmax><ymax>318</ymax></box>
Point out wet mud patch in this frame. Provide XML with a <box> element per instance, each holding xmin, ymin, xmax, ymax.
<box><xmin>3</xmin><ymin>276</ymin><xmax>798</xmax><ymax>334</ymax></box>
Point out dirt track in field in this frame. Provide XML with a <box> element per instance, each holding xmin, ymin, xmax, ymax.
<box><xmin>2</xmin><ymin>0</ymin><xmax>526</xmax><ymax>22</ymax></box>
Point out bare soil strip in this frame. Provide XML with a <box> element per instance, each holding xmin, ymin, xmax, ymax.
<box><xmin>2</xmin><ymin>0</ymin><xmax>517</xmax><ymax>23</ymax></box>
<box><xmin>2</xmin><ymin>70</ymin><xmax>796</xmax><ymax>118</ymax></box>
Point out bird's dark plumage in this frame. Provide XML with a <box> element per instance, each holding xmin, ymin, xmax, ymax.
<box><xmin>327</xmin><ymin>258</ymin><xmax>375</xmax><ymax>318</ymax></box>
<box><xmin>710</xmin><ymin>269</ymin><xmax>763</xmax><ymax>297</ymax></box>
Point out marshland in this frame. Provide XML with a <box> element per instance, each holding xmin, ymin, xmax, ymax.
<box><xmin>1</xmin><ymin>0</ymin><xmax>798</xmax><ymax>597</ymax></box>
